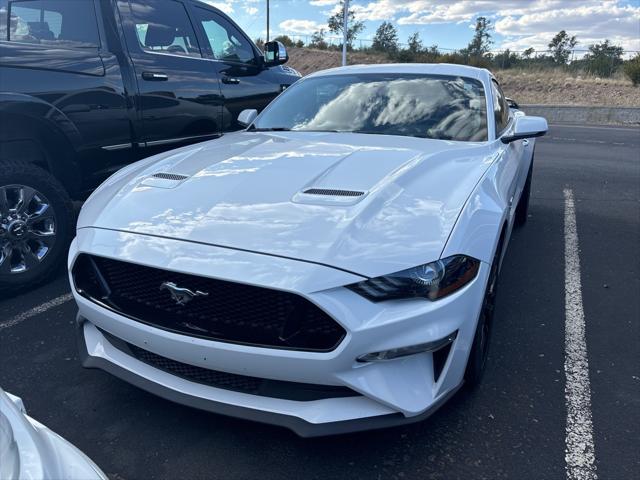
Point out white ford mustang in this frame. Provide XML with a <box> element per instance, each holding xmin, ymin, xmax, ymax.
<box><xmin>69</xmin><ymin>64</ymin><xmax>547</xmax><ymax>436</ymax></box>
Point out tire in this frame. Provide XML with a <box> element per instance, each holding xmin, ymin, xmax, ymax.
<box><xmin>464</xmin><ymin>242</ymin><xmax>501</xmax><ymax>387</ymax></box>
<box><xmin>0</xmin><ymin>160</ymin><xmax>74</xmax><ymax>295</ymax></box>
<box><xmin>514</xmin><ymin>154</ymin><xmax>534</xmax><ymax>227</ymax></box>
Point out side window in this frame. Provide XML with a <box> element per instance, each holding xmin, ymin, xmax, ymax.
<box><xmin>4</xmin><ymin>0</ymin><xmax>99</xmax><ymax>47</ymax></box>
<box><xmin>491</xmin><ymin>80</ymin><xmax>510</xmax><ymax>135</ymax></box>
<box><xmin>193</xmin><ymin>7</ymin><xmax>256</xmax><ymax>64</ymax></box>
<box><xmin>130</xmin><ymin>0</ymin><xmax>200</xmax><ymax>58</ymax></box>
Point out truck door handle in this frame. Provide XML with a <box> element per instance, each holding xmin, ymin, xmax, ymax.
<box><xmin>222</xmin><ymin>77</ymin><xmax>240</xmax><ymax>84</ymax></box>
<box><xmin>142</xmin><ymin>71</ymin><xmax>169</xmax><ymax>81</ymax></box>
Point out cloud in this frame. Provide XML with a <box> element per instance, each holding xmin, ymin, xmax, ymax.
<box><xmin>275</xmin><ymin>0</ymin><xmax>639</xmax><ymax>53</ymax></box>
<box><xmin>244</xmin><ymin>6</ymin><xmax>259</xmax><ymax>16</ymax></box>
<box><xmin>496</xmin><ymin>1</ymin><xmax>640</xmax><ymax>52</ymax></box>
<box><xmin>309</xmin><ymin>0</ymin><xmax>340</xmax><ymax>5</ymax></box>
<box><xmin>352</xmin><ymin>0</ymin><xmax>400</xmax><ymax>22</ymax></box>
<box><xmin>278</xmin><ymin>19</ymin><xmax>325</xmax><ymax>35</ymax></box>
<box><xmin>202</xmin><ymin>1</ymin><xmax>234</xmax><ymax>15</ymax></box>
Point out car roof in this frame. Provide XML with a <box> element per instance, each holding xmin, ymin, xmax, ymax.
<box><xmin>307</xmin><ymin>63</ymin><xmax>493</xmax><ymax>83</ymax></box>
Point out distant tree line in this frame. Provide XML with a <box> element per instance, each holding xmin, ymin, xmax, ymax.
<box><xmin>266</xmin><ymin>5</ymin><xmax>639</xmax><ymax>85</ymax></box>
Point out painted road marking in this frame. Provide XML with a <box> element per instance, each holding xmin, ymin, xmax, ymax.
<box><xmin>0</xmin><ymin>293</ymin><xmax>73</xmax><ymax>331</ymax></box>
<box><xmin>564</xmin><ymin>188</ymin><xmax>597</xmax><ymax>480</ymax></box>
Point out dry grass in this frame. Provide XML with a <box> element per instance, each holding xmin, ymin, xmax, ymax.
<box><xmin>287</xmin><ymin>48</ymin><xmax>640</xmax><ymax>107</ymax></box>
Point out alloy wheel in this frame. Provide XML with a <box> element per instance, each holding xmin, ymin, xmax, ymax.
<box><xmin>0</xmin><ymin>184</ymin><xmax>57</xmax><ymax>275</ymax></box>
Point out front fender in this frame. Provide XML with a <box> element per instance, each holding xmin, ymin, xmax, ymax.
<box><xmin>440</xmin><ymin>157</ymin><xmax>510</xmax><ymax>265</ymax></box>
<box><xmin>0</xmin><ymin>92</ymin><xmax>83</xmax><ymax>149</ymax></box>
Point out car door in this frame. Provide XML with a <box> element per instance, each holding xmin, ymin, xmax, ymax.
<box><xmin>188</xmin><ymin>4</ymin><xmax>283</xmax><ymax>131</ymax></box>
<box><xmin>492</xmin><ymin>79</ymin><xmax>525</xmax><ymax>222</ymax></box>
<box><xmin>117</xmin><ymin>0</ymin><xmax>223</xmax><ymax>150</ymax></box>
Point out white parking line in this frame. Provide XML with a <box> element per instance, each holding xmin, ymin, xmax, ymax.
<box><xmin>0</xmin><ymin>293</ymin><xmax>73</xmax><ymax>331</ymax></box>
<box><xmin>563</xmin><ymin>188</ymin><xmax>597</xmax><ymax>480</ymax></box>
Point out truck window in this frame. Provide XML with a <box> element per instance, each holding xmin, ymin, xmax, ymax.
<box><xmin>4</xmin><ymin>0</ymin><xmax>99</xmax><ymax>48</ymax></box>
<box><xmin>130</xmin><ymin>0</ymin><xmax>200</xmax><ymax>58</ymax></box>
<box><xmin>193</xmin><ymin>7</ymin><xmax>255</xmax><ymax>65</ymax></box>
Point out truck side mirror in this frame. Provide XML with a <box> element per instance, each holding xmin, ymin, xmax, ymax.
<box><xmin>264</xmin><ymin>41</ymin><xmax>288</xmax><ymax>67</ymax></box>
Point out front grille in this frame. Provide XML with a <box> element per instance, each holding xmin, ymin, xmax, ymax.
<box><xmin>102</xmin><ymin>332</ymin><xmax>357</xmax><ymax>401</ymax></box>
<box><xmin>303</xmin><ymin>188</ymin><xmax>365</xmax><ymax>197</ymax></box>
<box><xmin>73</xmin><ymin>254</ymin><xmax>346</xmax><ymax>351</ymax></box>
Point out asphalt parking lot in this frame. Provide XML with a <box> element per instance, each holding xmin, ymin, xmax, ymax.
<box><xmin>1</xmin><ymin>124</ymin><xmax>638</xmax><ymax>480</ymax></box>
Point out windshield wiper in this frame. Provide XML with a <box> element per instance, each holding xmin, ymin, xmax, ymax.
<box><xmin>250</xmin><ymin>127</ymin><xmax>342</xmax><ymax>133</ymax></box>
<box><xmin>250</xmin><ymin>126</ymin><xmax>291</xmax><ymax>132</ymax></box>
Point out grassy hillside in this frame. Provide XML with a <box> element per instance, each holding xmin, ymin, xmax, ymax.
<box><xmin>287</xmin><ymin>47</ymin><xmax>640</xmax><ymax>107</ymax></box>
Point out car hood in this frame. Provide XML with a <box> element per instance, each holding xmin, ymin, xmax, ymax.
<box><xmin>79</xmin><ymin>131</ymin><xmax>496</xmax><ymax>278</ymax></box>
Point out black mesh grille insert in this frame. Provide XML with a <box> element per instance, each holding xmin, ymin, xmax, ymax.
<box><xmin>107</xmin><ymin>336</ymin><xmax>357</xmax><ymax>401</ymax></box>
<box><xmin>303</xmin><ymin>188</ymin><xmax>365</xmax><ymax>197</ymax></box>
<box><xmin>151</xmin><ymin>172</ymin><xmax>188</xmax><ymax>180</ymax></box>
<box><xmin>73</xmin><ymin>254</ymin><xmax>346</xmax><ymax>352</ymax></box>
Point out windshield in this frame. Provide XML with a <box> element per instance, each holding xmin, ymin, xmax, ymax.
<box><xmin>253</xmin><ymin>73</ymin><xmax>488</xmax><ymax>142</ymax></box>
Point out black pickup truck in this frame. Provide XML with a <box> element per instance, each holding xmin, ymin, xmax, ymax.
<box><xmin>0</xmin><ymin>0</ymin><xmax>300</xmax><ymax>292</ymax></box>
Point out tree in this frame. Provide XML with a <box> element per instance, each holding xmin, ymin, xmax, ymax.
<box><xmin>327</xmin><ymin>0</ymin><xmax>364</xmax><ymax>48</ymax></box>
<box><xmin>548</xmin><ymin>30</ymin><xmax>578</xmax><ymax>64</ymax></box>
<box><xmin>522</xmin><ymin>47</ymin><xmax>535</xmax><ymax>59</ymax></box>
<box><xmin>407</xmin><ymin>32</ymin><xmax>424</xmax><ymax>54</ymax></box>
<box><xmin>493</xmin><ymin>49</ymin><xmax>519</xmax><ymax>69</ymax></box>
<box><xmin>623</xmin><ymin>53</ymin><xmax>640</xmax><ymax>86</ymax></box>
<box><xmin>371</xmin><ymin>21</ymin><xmax>399</xmax><ymax>52</ymax></box>
<box><xmin>465</xmin><ymin>16</ymin><xmax>493</xmax><ymax>57</ymax></box>
<box><xmin>273</xmin><ymin>35</ymin><xmax>294</xmax><ymax>47</ymax></box>
<box><xmin>584</xmin><ymin>39</ymin><xmax>623</xmax><ymax>77</ymax></box>
<box><xmin>309</xmin><ymin>29</ymin><xmax>328</xmax><ymax>50</ymax></box>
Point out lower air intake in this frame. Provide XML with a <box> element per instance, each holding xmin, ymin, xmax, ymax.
<box><xmin>102</xmin><ymin>332</ymin><xmax>358</xmax><ymax>401</ymax></box>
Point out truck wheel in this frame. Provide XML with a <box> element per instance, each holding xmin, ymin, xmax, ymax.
<box><xmin>0</xmin><ymin>161</ymin><xmax>74</xmax><ymax>295</ymax></box>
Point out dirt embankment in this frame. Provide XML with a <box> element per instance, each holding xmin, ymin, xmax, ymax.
<box><xmin>287</xmin><ymin>47</ymin><xmax>640</xmax><ymax>107</ymax></box>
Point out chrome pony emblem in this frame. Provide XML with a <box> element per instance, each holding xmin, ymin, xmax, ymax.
<box><xmin>160</xmin><ymin>281</ymin><xmax>209</xmax><ymax>306</ymax></box>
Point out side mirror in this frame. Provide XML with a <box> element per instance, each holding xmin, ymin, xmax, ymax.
<box><xmin>501</xmin><ymin>115</ymin><xmax>548</xmax><ymax>144</ymax></box>
<box><xmin>264</xmin><ymin>41</ymin><xmax>288</xmax><ymax>67</ymax></box>
<box><xmin>237</xmin><ymin>109</ymin><xmax>258</xmax><ymax>128</ymax></box>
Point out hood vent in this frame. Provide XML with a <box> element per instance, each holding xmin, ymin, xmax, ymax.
<box><xmin>151</xmin><ymin>172</ymin><xmax>189</xmax><ymax>181</ymax></box>
<box><xmin>303</xmin><ymin>188</ymin><xmax>365</xmax><ymax>197</ymax></box>
<box><xmin>140</xmin><ymin>172</ymin><xmax>189</xmax><ymax>189</ymax></box>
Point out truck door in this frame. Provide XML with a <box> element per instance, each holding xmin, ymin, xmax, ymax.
<box><xmin>188</xmin><ymin>5</ymin><xmax>283</xmax><ymax>131</ymax></box>
<box><xmin>117</xmin><ymin>0</ymin><xmax>223</xmax><ymax>151</ymax></box>
<box><xmin>0</xmin><ymin>0</ymin><xmax>133</xmax><ymax>189</ymax></box>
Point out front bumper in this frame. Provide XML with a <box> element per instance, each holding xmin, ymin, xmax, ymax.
<box><xmin>71</xmin><ymin>228</ymin><xmax>489</xmax><ymax>436</ymax></box>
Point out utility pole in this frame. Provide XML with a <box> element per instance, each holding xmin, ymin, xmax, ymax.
<box><xmin>266</xmin><ymin>0</ymin><xmax>270</xmax><ymax>42</ymax></box>
<box><xmin>342</xmin><ymin>0</ymin><xmax>349</xmax><ymax>66</ymax></box>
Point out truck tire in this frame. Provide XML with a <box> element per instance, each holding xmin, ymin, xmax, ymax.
<box><xmin>0</xmin><ymin>160</ymin><xmax>74</xmax><ymax>295</ymax></box>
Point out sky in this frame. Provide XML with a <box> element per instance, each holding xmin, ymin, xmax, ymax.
<box><xmin>203</xmin><ymin>0</ymin><xmax>640</xmax><ymax>54</ymax></box>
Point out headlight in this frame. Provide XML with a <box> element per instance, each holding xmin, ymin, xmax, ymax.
<box><xmin>347</xmin><ymin>255</ymin><xmax>480</xmax><ymax>302</ymax></box>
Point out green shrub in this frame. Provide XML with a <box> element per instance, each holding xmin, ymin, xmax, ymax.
<box><xmin>623</xmin><ymin>54</ymin><xmax>640</xmax><ymax>86</ymax></box>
